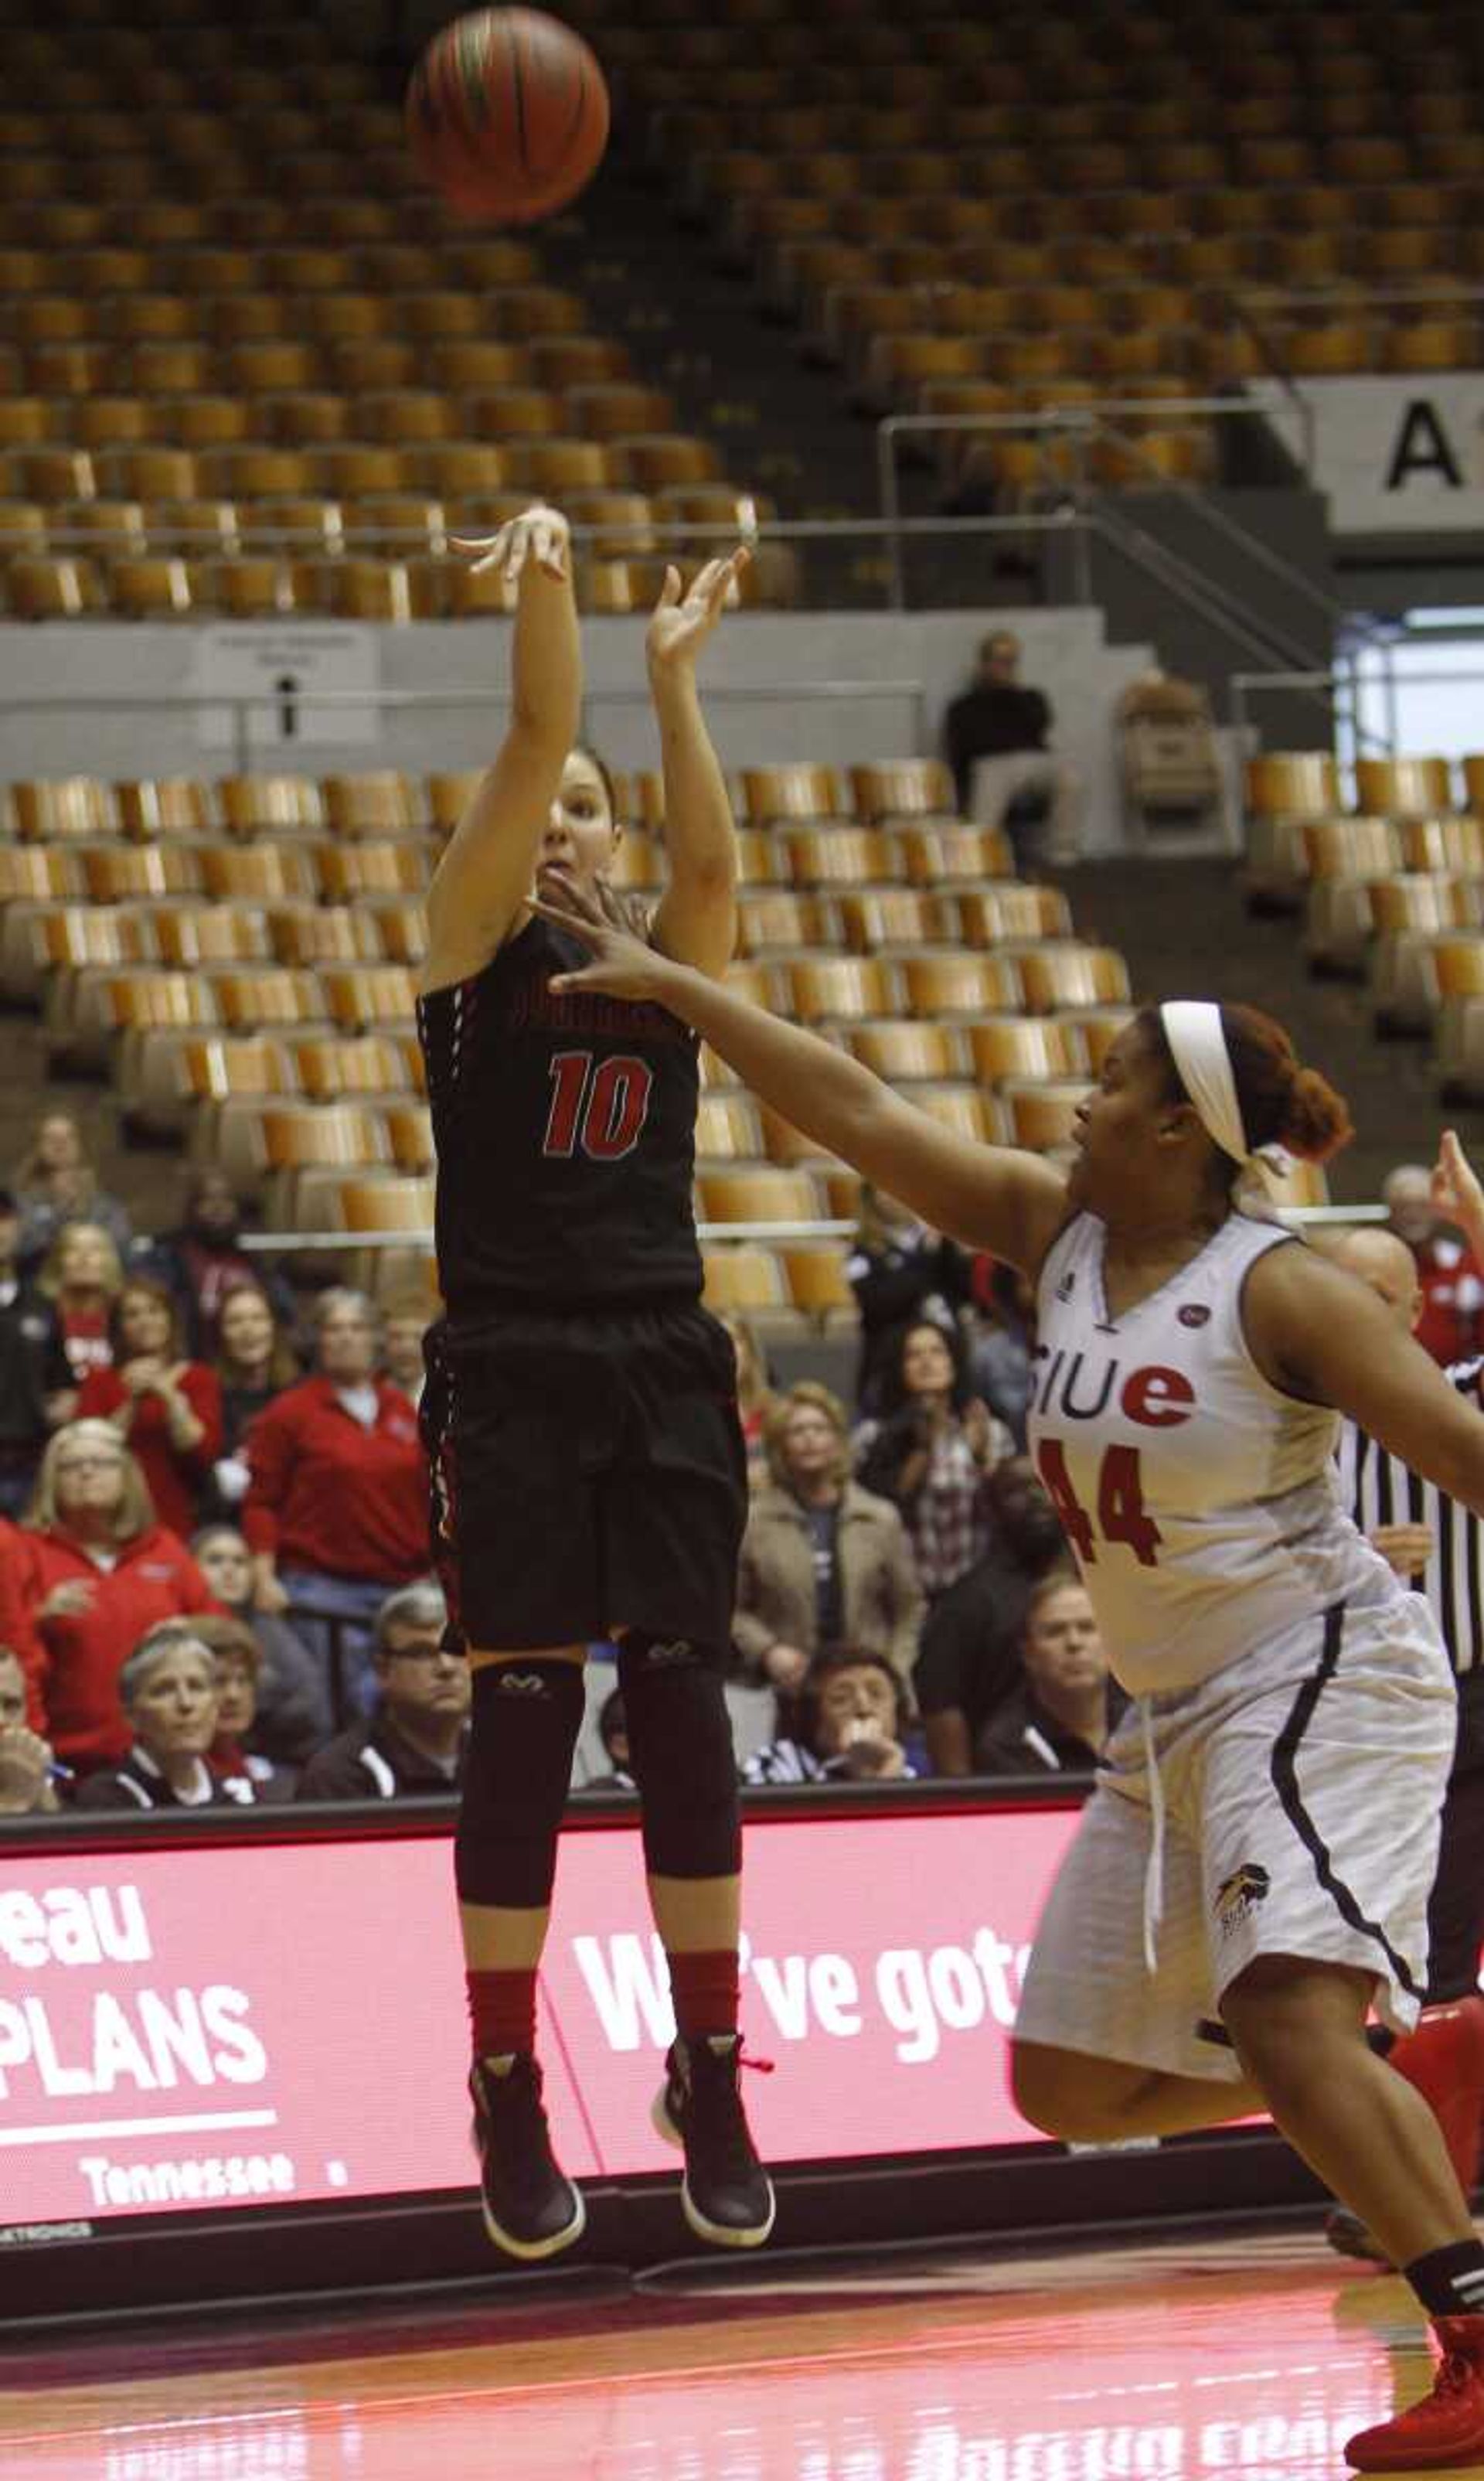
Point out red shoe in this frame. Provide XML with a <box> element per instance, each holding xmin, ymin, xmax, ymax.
<box><xmin>1388</xmin><ymin>1998</ymin><xmax>1484</xmax><ymax>2193</ymax></box>
<box><xmin>1346</xmin><ymin>2315</ymin><xmax>1484</xmax><ymax>2471</ymax></box>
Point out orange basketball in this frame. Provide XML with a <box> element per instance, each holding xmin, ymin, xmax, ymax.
<box><xmin>405</xmin><ymin>8</ymin><xmax>610</xmax><ymax>225</ymax></box>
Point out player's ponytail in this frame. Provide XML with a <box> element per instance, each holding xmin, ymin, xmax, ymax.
<box><xmin>1220</xmin><ymin>1004</ymin><xmax>1353</xmax><ymax>1165</ymax></box>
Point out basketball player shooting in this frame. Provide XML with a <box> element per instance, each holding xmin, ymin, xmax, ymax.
<box><xmin>416</xmin><ymin>505</ymin><xmax>773</xmax><ymax>2263</ymax></box>
<box><xmin>529</xmin><ymin>881</ymin><xmax>1484</xmax><ymax>2474</ymax></box>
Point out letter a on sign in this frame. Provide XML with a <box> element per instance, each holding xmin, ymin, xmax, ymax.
<box><xmin>1385</xmin><ymin>400</ymin><xmax>1464</xmax><ymax>492</ymax></box>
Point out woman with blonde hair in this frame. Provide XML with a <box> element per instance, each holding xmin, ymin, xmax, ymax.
<box><xmin>733</xmin><ymin>1379</ymin><xmax>924</xmax><ymax>1700</ymax></box>
<box><xmin>35</xmin><ymin>1219</ymin><xmax>126</xmax><ymax>1389</ymax></box>
<box><xmin>13</xmin><ymin>1112</ymin><xmax>131</xmax><ymax>1276</ymax></box>
<box><xmin>13</xmin><ymin>1419</ymin><xmax>218</xmax><ymax>1777</ymax></box>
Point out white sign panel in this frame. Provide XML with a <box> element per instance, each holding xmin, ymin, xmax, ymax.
<box><xmin>1302</xmin><ymin>375</ymin><xmax>1484</xmax><ymax>537</ymax></box>
<box><xmin>187</xmin><ymin>626</ymin><xmax>383</xmax><ymax>751</ymax></box>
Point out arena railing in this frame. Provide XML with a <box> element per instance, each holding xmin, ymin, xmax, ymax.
<box><xmin>1234</xmin><ymin>664</ymin><xmax>1484</xmax><ymax>776</ymax></box>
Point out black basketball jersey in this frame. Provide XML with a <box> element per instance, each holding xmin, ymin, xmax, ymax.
<box><xmin>417</xmin><ymin>914</ymin><xmax>703</xmax><ymax>1314</ymax></box>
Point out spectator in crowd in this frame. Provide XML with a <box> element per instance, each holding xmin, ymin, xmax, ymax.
<box><xmin>196</xmin><ymin>1610</ymin><xmax>296</xmax><ymax>1801</ymax></box>
<box><xmin>744</xmin><ymin>1644</ymin><xmax>917</xmax><ymax>1786</ymax></box>
<box><xmin>733</xmin><ymin>1381</ymin><xmax>924</xmax><ymax>1705</ymax></box>
<box><xmin>942</xmin><ymin>630</ymin><xmax>1083</xmax><ymax>869</ymax></box>
<box><xmin>76</xmin><ymin>1276</ymin><xmax>223</xmax><ymax>1540</ymax></box>
<box><xmin>295</xmin><ymin>1581</ymin><xmax>469</xmax><ymax>1801</ymax></box>
<box><xmin>207</xmin><ymin>1279</ymin><xmax>302</xmax><ymax>1518</ymax></box>
<box><xmin>380</xmin><ymin>1292</ymin><xmax>431</xmax><ymax>1410</ymax></box>
<box><xmin>966</xmin><ymin>1256</ymin><xmax>1036</xmax><ymax>1451</ymax></box>
<box><xmin>242</xmin><ymin>1288</ymin><xmax>431</xmax><ymax>1718</ymax></box>
<box><xmin>719</xmin><ymin>1310</ymin><xmax>775</xmax><ymax>1479</ymax></box>
<box><xmin>1384</xmin><ymin>1158</ymin><xmax>1484</xmax><ymax>1366</ymax></box>
<box><xmin>914</xmin><ymin>1457</ymin><xmax>1072</xmax><ymax>1776</ymax></box>
<box><xmin>12</xmin><ymin>1113</ymin><xmax>132</xmax><ymax>1280</ymax></box>
<box><xmin>189</xmin><ymin>1523</ymin><xmax>328</xmax><ymax>1755</ymax></box>
<box><xmin>975</xmin><ymin>1576</ymin><xmax>1119</xmax><ymax>1775</ymax></box>
<box><xmin>0</xmin><ymin>1185</ymin><xmax>76</xmax><ymax>1518</ymax></box>
<box><xmin>0</xmin><ymin>1644</ymin><xmax>62</xmax><ymax>1816</ymax></box>
<box><xmin>13</xmin><ymin>1422</ymin><xmax>219</xmax><ymax>1777</ymax></box>
<box><xmin>37</xmin><ymin>1219</ymin><xmax>125</xmax><ymax>1385</ymax></box>
<box><xmin>585</xmin><ymin>1688</ymin><xmax>637</xmax><ymax>1791</ymax></box>
<box><xmin>846</xmin><ymin>1184</ymin><xmax>974</xmax><ymax>1416</ymax></box>
<box><xmin>73</xmin><ymin>1620</ymin><xmax>254</xmax><ymax>1811</ymax></box>
<box><xmin>146</xmin><ymin>1167</ymin><xmax>296</xmax><ymax>1358</ymax></box>
<box><xmin>856</xmin><ymin>1318</ymin><xmax>1009</xmax><ymax>1603</ymax></box>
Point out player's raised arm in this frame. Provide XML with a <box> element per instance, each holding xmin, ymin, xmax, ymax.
<box><xmin>420</xmin><ymin>503</ymin><xmax>580</xmax><ymax>992</ymax></box>
<box><xmin>645</xmin><ymin>547</ymin><xmax>751</xmax><ymax>982</ymax></box>
<box><xmin>533</xmin><ymin>875</ymin><xmax>1070</xmax><ymax>1276</ymax></box>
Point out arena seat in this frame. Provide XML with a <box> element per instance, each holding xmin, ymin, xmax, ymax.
<box><xmin>958</xmin><ymin>886</ymin><xmax>1073</xmax><ymax>945</ymax></box>
<box><xmin>698</xmin><ymin>1167</ymin><xmax>825</xmax><ymax>1227</ymax></box>
<box><xmin>968</xmin><ymin>1016</ymin><xmax>1084</xmax><ymax>1086</ymax></box>
<box><xmin>1355</xmin><ymin>755</ymin><xmax>1457</xmax><ymax>819</ymax></box>
<box><xmin>291</xmin><ymin>1032</ymin><xmax>419</xmax><ymax>1101</ymax></box>
<box><xmin>737</xmin><ymin>892</ymin><xmax>831</xmax><ymax>955</ymax></box>
<box><xmin>117</xmin><ymin>776</ymin><xmax>219</xmax><ymax>838</ymax></box>
<box><xmin>700</xmin><ymin>1246</ymin><xmax>791</xmax><ymax>1315</ymax></box>
<box><xmin>893</xmin><ymin>824</ymin><xmax>1013</xmax><ymax>885</ymax></box>
<box><xmin>1016</xmin><ymin>944</ymin><xmax>1132</xmax><ymax>1014</ymax></box>
<box><xmin>783</xmin><ymin>826</ymin><xmax>896</xmax><ymax>888</ymax></box>
<box><xmin>845</xmin><ymin>1020</ymin><xmax>968</xmax><ymax>1080</ymax></box>
<box><xmin>1002</xmin><ymin>1078</ymin><xmax>1090</xmax><ymax>1151</ymax></box>
<box><xmin>850</xmin><ymin>760</ymin><xmax>958</xmax><ymax>823</ymax></box>
<box><xmin>1404</xmin><ymin>815</ymin><xmax>1484</xmax><ymax>874</ymax></box>
<box><xmin>79</xmin><ymin>844</ymin><xmax>204</xmax><ymax>904</ymax></box>
<box><xmin>785</xmin><ymin>956</ymin><xmax>897</xmax><ymax>1023</ymax></box>
<box><xmin>320</xmin><ymin>964</ymin><xmax>418</xmax><ymax>1030</ymax></box>
<box><xmin>314</xmin><ymin>840</ymin><xmax>433</xmax><ymax>901</ymax></box>
<box><xmin>14</xmin><ymin>776</ymin><xmax>120</xmax><ymax>840</ymax></box>
<box><xmin>900</xmin><ymin>954</ymin><xmax>1022</xmax><ymax>1017</ymax></box>
<box><xmin>695</xmin><ymin>1094</ymin><xmax>767</xmax><ymax>1162</ymax></box>
<box><xmin>837</xmin><ymin>891</ymin><xmax>958</xmax><ymax>953</ymax></box>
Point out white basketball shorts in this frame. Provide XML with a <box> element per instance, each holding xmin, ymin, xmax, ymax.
<box><xmin>1014</xmin><ymin>1591</ymin><xmax>1457</xmax><ymax>2083</ymax></box>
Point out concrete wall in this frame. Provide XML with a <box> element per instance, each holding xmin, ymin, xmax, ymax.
<box><xmin>0</xmin><ymin>605</ymin><xmax>1156</xmax><ymax>854</ymax></box>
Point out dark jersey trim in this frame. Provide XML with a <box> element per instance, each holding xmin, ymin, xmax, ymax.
<box><xmin>1269</xmin><ymin>1600</ymin><xmax>1424</xmax><ymax>2002</ymax></box>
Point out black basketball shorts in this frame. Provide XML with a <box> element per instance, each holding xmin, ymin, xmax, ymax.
<box><xmin>420</xmin><ymin>1299</ymin><xmax>747</xmax><ymax>1655</ymax></box>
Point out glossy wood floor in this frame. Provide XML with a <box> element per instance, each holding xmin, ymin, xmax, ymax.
<box><xmin>0</xmin><ymin>2227</ymin><xmax>1464</xmax><ymax>2480</ymax></box>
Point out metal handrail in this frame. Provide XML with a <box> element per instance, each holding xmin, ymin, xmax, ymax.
<box><xmin>240</xmin><ymin>1218</ymin><xmax>860</xmax><ymax>1253</ymax></box>
<box><xmin>1233</xmin><ymin>663</ymin><xmax>1484</xmax><ymax>770</ymax></box>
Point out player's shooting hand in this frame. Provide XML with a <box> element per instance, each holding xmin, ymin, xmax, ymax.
<box><xmin>451</xmin><ymin>502</ymin><xmax>570</xmax><ymax>584</ymax></box>
<box><xmin>1431</xmin><ymin>1128</ymin><xmax>1484</xmax><ymax>1234</ymax></box>
<box><xmin>535</xmin><ymin>870</ymin><xmax>686</xmax><ymax>1008</ymax></box>
<box><xmin>645</xmin><ymin>544</ymin><xmax>752</xmax><ymax>675</ymax></box>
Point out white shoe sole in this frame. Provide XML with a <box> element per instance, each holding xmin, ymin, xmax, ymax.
<box><xmin>479</xmin><ymin>2179</ymin><xmax>587</xmax><ymax>2261</ymax></box>
<box><xmin>650</xmin><ymin>2084</ymin><xmax>776</xmax><ymax>2249</ymax></box>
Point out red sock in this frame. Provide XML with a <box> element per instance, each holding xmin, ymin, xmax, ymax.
<box><xmin>669</xmin><ymin>1948</ymin><xmax>740</xmax><ymax>2042</ymax></box>
<box><xmin>466</xmin><ymin>1968</ymin><xmax>537</xmax><ymax>2061</ymax></box>
<box><xmin>1390</xmin><ymin>1997</ymin><xmax>1484</xmax><ymax>2193</ymax></box>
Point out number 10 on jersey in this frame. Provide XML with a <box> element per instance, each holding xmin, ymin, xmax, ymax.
<box><xmin>543</xmin><ymin>1049</ymin><xmax>655</xmax><ymax>1161</ymax></box>
<box><xmin>1035</xmin><ymin>1437</ymin><xmax>1162</xmax><ymax>1566</ymax></box>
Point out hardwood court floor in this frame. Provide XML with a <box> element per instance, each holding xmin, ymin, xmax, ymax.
<box><xmin>1</xmin><ymin>2227</ymin><xmax>1470</xmax><ymax>2479</ymax></box>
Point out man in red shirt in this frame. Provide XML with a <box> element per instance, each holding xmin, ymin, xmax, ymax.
<box><xmin>243</xmin><ymin>1289</ymin><xmax>431</xmax><ymax>1723</ymax></box>
<box><xmin>1385</xmin><ymin>1158</ymin><xmax>1484</xmax><ymax>1365</ymax></box>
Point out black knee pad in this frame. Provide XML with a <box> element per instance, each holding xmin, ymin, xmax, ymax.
<box><xmin>617</xmin><ymin>1631</ymin><xmax>740</xmax><ymax>1880</ymax></box>
<box><xmin>454</xmin><ymin>1659</ymin><xmax>586</xmax><ymax>1909</ymax></box>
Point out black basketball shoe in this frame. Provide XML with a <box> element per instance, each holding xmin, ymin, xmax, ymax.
<box><xmin>652</xmin><ymin>2033</ymin><xmax>776</xmax><ymax>2248</ymax></box>
<box><xmin>469</xmin><ymin>2053</ymin><xmax>587</xmax><ymax>2260</ymax></box>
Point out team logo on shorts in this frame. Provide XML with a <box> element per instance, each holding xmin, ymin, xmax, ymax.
<box><xmin>1214</xmin><ymin>1862</ymin><xmax>1271</xmax><ymax>1937</ymax></box>
<box><xmin>1178</xmin><ymin>1304</ymin><xmax>1212</xmax><ymax>1328</ymax></box>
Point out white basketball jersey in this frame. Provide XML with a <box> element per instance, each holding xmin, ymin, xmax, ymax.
<box><xmin>1030</xmin><ymin>1210</ymin><xmax>1398</xmax><ymax>1695</ymax></box>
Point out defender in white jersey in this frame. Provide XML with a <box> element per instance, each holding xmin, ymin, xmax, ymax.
<box><xmin>521</xmin><ymin>891</ymin><xmax>1484</xmax><ymax>2471</ymax></box>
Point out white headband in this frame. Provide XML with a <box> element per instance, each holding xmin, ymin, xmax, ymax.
<box><xmin>1159</xmin><ymin>1000</ymin><xmax>1292</xmax><ymax>1181</ymax></box>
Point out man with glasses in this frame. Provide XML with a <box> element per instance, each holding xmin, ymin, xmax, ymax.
<box><xmin>294</xmin><ymin>1582</ymin><xmax>469</xmax><ymax>1801</ymax></box>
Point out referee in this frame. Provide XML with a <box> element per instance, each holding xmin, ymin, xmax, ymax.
<box><xmin>1327</xmin><ymin>1142</ymin><xmax>1484</xmax><ymax>2259</ymax></box>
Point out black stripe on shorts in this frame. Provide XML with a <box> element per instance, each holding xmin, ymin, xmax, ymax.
<box><xmin>1269</xmin><ymin>1600</ymin><xmax>1424</xmax><ymax>2003</ymax></box>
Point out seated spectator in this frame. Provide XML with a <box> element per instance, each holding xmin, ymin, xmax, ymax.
<box><xmin>744</xmin><ymin>1644</ymin><xmax>917</xmax><ymax>1786</ymax></box>
<box><xmin>914</xmin><ymin>1457</ymin><xmax>1070</xmax><ymax>1776</ymax></box>
<box><xmin>206</xmin><ymin>1278</ymin><xmax>302</xmax><ymax>1520</ymax></box>
<box><xmin>733</xmin><ymin>1381</ymin><xmax>923</xmax><ymax>1704</ymax></box>
<box><xmin>585</xmin><ymin>1688</ymin><xmax>636</xmax><ymax>1792</ymax></box>
<box><xmin>73</xmin><ymin>1620</ymin><xmax>253</xmax><ymax>1811</ymax></box>
<box><xmin>380</xmin><ymin>1291</ymin><xmax>430</xmax><ymax>1410</ymax></box>
<box><xmin>295</xmin><ymin>1582</ymin><xmax>469</xmax><ymax>1801</ymax></box>
<box><xmin>1384</xmin><ymin>1158</ymin><xmax>1484</xmax><ymax>1365</ymax></box>
<box><xmin>243</xmin><ymin>1288</ymin><xmax>431</xmax><ymax>1719</ymax></box>
<box><xmin>846</xmin><ymin>1184</ymin><xmax>974</xmax><ymax>1416</ymax></box>
<box><xmin>77</xmin><ymin>1276</ymin><xmax>223</xmax><ymax>1540</ymax></box>
<box><xmin>37</xmin><ymin>1219</ymin><xmax>125</xmax><ymax>1386</ymax></box>
<box><xmin>856</xmin><ymin>1319</ymin><xmax>1009</xmax><ymax>1603</ymax></box>
<box><xmin>145</xmin><ymin>1167</ymin><xmax>297</xmax><ymax>1358</ymax></box>
<box><xmin>190</xmin><ymin>1523</ymin><xmax>328</xmax><ymax>1755</ymax></box>
<box><xmin>12</xmin><ymin>1112</ymin><xmax>133</xmax><ymax>1280</ymax></box>
<box><xmin>0</xmin><ymin>1185</ymin><xmax>75</xmax><ymax>1518</ymax></box>
<box><xmin>942</xmin><ymin>630</ymin><xmax>1083</xmax><ymax>869</ymax></box>
<box><xmin>966</xmin><ymin>1258</ymin><xmax>1036</xmax><ymax>1452</ymax></box>
<box><xmin>976</xmin><ymin>1576</ymin><xmax>1122</xmax><ymax>1775</ymax></box>
<box><xmin>719</xmin><ymin>1310</ymin><xmax>775</xmax><ymax>1480</ymax></box>
<box><xmin>0</xmin><ymin>1644</ymin><xmax>62</xmax><ymax>1816</ymax></box>
<box><xmin>13</xmin><ymin>1421</ymin><xmax>219</xmax><ymax>1777</ymax></box>
<box><xmin>196</xmin><ymin>1611</ymin><xmax>296</xmax><ymax>1801</ymax></box>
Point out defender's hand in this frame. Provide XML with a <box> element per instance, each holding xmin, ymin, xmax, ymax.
<box><xmin>535</xmin><ymin>871</ymin><xmax>686</xmax><ymax>1009</ymax></box>
<box><xmin>1431</xmin><ymin>1128</ymin><xmax>1484</xmax><ymax>1232</ymax></box>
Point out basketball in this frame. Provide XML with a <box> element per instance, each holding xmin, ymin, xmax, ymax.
<box><xmin>405</xmin><ymin>7</ymin><xmax>610</xmax><ymax>225</ymax></box>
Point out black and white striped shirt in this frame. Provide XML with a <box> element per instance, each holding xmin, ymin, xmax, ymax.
<box><xmin>1336</xmin><ymin>1357</ymin><xmax>1484</xmax><ymax>1678</ymax></box>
